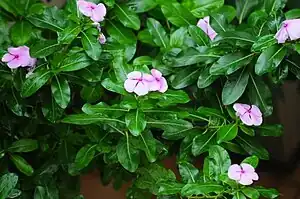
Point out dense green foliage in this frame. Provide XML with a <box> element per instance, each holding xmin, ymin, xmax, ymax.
<box><xmin>0</xmin><ymin>0</ymin><xmax>299</xmax><ymax>198</ymax></box>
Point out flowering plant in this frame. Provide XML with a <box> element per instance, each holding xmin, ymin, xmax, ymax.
<box><xmin>0</xmin><ymin>0</ymin><xmax>298</xmax><ymax>198</ymax></box>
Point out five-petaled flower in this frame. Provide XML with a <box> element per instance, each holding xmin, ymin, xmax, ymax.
<box><xmin>148</xmin><ymin>69</ymin><xmax>168</xmax><ymax>93</ymax></box>
<box><xmin>275</xmin><ymin>19</ymin><xmax>300</xmax><ymax>43</ymax></box>
<box><xmin>124</xmin><ymin>71</ymin><xmax>154</xmax><ymax>96</ymax></box>
<box><xmin>77</xmin><ymin>0</ymin><xmax>106</xmax><ymax>22</ymax></box>
<box><xmin>197</xmin><ymin>16</ymin><xmax>217</xmax><ymax>40</ymax></box>
<box><xmin>228</xmin><ymin>163</ymin><xmax>259</xmax><ymax>185</ymax></box>
<box><xmin>1</xmin><ymin>46</ymin><xmax>36</xmax><ymax>69</ymax></box>
<box><xmin>233</xmin><ymin>103</ymin><xmax>263</xmax><ymax>126</ymax></box>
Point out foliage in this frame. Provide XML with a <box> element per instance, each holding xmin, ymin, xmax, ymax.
<box><xmin>1</xmin><ymin>0</ymin><xmax>298</xmax><ymax>198</ymax></box>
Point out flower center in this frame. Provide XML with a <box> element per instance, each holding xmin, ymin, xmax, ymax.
<box><xmin>90</xmin><ymin>5</ymin><xmax>95</xmax><ymax>10</ymax></box>
<box><xmin>283</xmin><ymin>23</ymin><xmax>288</xmax><ymax>28</ymax></box>
<box><xmin>14</xmin><ymin>55</ymin><xmax>19</xmax><ymax>59</ymax></box>
<box><xmin>241</xmin><ymin>170</ymin><xmax>245</xmax><ymax>174</ymax></box>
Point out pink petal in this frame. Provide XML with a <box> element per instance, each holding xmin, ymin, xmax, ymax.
<box><xmin>127</xmin><ymin>71</ymin><xmax>142</xmax><ymax>80</ymax></box>
<box><xmin>148</xmin><ymin>80</ymin><xmax>161</xmax><ymax>91</ymax></box>
<box><xmin>78</xmin><ymin>0</ymin><xmax>93</xmax><ymax>17</ymax></box>
<box><xmin>1</xmin><ymin>53</ymin><xmax>15</xmax><ymax>62</ymax></box>
<box><xmin>158</xmin><ymin>77</ymin><xmax>168</xmax><ymax>93</ymax></box>
<box><xmin>228</xmin><ymin>164</ymin><xmax>242</xmax><ymax>181</ymax></box>
<box><xmin>233</xmin><ymin>103</ymin><xmax>250</xmax><ymax>115</ymax></box>
<box><xmin>143</xmin><ymin>73</ymin><xmax>155</xmax><ymax>82</ymax></box>
<box><xmin>98</xmin><ymin>33</ymin><xmax>106</xmax><ymax>44</ymax></box>
<box><xmin>250</xmin><ymin>105</ymin><xmax>262</xmax><ymax>117</ymax></box>
<box><xmin>91</xmin><ymin>3</ymin><xmax>106</xmax><ymax>22</ymax></box>
<box><xmin>124</xmin><ymin>79</ymin><xmax>138</xmax><ymax>93</ymax></box>
<box><xmin>151</xmin><ymin>69</ymin><xmax>162</xmax><ymax>78</ymax></box>
<box><xmin>240</xmin><ymin>113</ymin><xmax>253</xmax><ymax>126</ymax></box>
<box><xmin>285</xmin><ymin>19</ymin><xmax>300</xmax><ymax>41</ymax></box>
<box><xmin>239</xmin><ymin>175</ymin><xmax>253</xmax><ymax>185</ymax></box>
<box><xmin>18</xmin><ymin>46</ymin><xmax>30</xmax><ymax>56</ymax></box>
<box><xmin>250</xmin><ymin>172</ymin><xmax>259</xmax><ymax>181</ymax></box>
<box><xmin>8</xmin><ymin>47</ymin><xmax>22</xmax><ymax>55</ymax></box>
<box><xmin>197</xmin><ymin>16</ymin><xmax>217</xmax><ymax>41</ymax></box>
<box><xmin>134</xmin><ymin>82</ymin><xmax>149</xmax><ymax>96</ymax></box>
<box><xmin>251</xmin><ymin>115</ymin><xmax>263</xmax><ymax>126</ymax></box>
<box><xmin>7</xmin><ymin>59</ymin><xmax>23</xmax><ymax>69</ymax></box>
<box><xmin>241</xmin><ymin>163</ymin><xmax>255</xmax><ymax>173</ymax></box>
<box><xmin>18</xmin><ymin>55</ymin><xmax>31</xmax><ymax>67</ymax></box>
<box><xmin>275</xmin><ymin>26</ymin><xmax>289</xmax><ymax>44</ymax></box>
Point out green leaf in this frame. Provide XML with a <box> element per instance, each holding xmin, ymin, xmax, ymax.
<box><xmin>217</xmin><ymin>124</ymin><xmax>238</xmax><ymax>143</ymax></box>
<box><xmin>114</xmin><ymin>4</ymin><xmax>140</xmax><ymax>30</ymax></box>
<box><xmin>8</xmin><ymin>139</ymin><xmax>38</xmax><ymax>153</ymax></box>
<box><xmin>82</xmin><ymin>102</ymin><xmax>127</xmax><ymax>116</ymax></box>
<box><xmin>236</xmin><ymin>135</ymin><xmax>269</xmax><ymax>160</ymax></box>
<box><xmin>178</xmin><ymin>162</ymin><xmax>199</xmax><ymax>183</ymax></box>
<box><xmin>21</xmin><ymin>69</ymin><xmax>52</xmax><ymax>97</ymax></box>
<box><xmin>210</xmin><ymin>52</ymin><xmax>254</xmax><ymax>75</ymax></box>
<box><xmin>192</xmin><ymin>131</ymin><xmax>217</xmax><ymax>156</ymax></box>
<box><xmin>256</xmin><ymin>187</ymin><xmax>279</xmax><ymax>199</ymax></box>
<box><xmin>51</xmin><ymin>76</ymin><xmax>70</xmax><ymax>109</ymax></box>
<box><xmin>161</xmin><ymin>2</ymin><xmax>196</xmax><ymax>27</ymax></box>
<box><xmin>136</xmin><ymin>132</ymin><xmax>157</xmax><ymax>162</ymax></box>
<box><xmin>248</xmin><ymin>75</ymin><xmax>273</xmax><ymax>116</ymax></box>
<box><xmin>170</xmin><ymin>27</ymin><xmax>188</xmax><ymax>48</ymax></box>
<box><xmin>221</xmin><ymin>68</ymin><xmax>249</xmax><ymax>105</ymax></box>
<box><xmin>58</xmin><ymin>23</ymin><xmax>81</xmax><ymax>44</ymax></box>
<box><xmin>171</xmin><ymin>67</ymin><xmax>201</xmax><ymax>89</ymax></box>
<box><xmin>157</xmin><ymin>182</ymin><xmax>184</xmax><ymax>195</ymax></box>
<box><xmin>209</xmin><ymin>145</ymin><xmax>231</xmax><ymax>175</ymax></box>
<box><xmin>188</xmin><ymin>25</ymin><xmax>209</xmax><ymax>46</ymax></box>
<box><xmin>196</xmin><ymin>107</ymin><xmax>225</xmax><ymax>119</ymax></box>
<box><xmin>149</xmin><ymin>119</ymin><xmax>193</xmax><ymax>134</ymax></box>
<box><xmin>112</xmin><ymin>56</ymin><xmax>133</xmax><ymax>82</ymax></box>
<box><xmin>81</xmin><ymin>30</ymin><xmax>102</xmax><ymax>61</ymax></box>
<box><xmin>149</xmin><ymin>90</ymin><xmax>190</xmax><ymax>107</ymax></box>
<box><xmin>30</xmin><ymin>40</ymin><xmax>62</xmax><ymax>58</ymax></box>
<box><xmin>162</xmin><ymin>127</ymin><xmax>198</xmax><ymax>141</ymax></box>
<box><xmin>101</xmin><ymin>78</ymin><xmax>127</xmax><ymax>95</ymax></box>
<box><xmin>62</xmin><ymin>114</ymin><xmax>125</xmax><ymax>125</ymax></box>
<box><xmin>10</xmin><ymin>21</ymin><xmax>32</xmax><ymax>46</ymax></box>
<box><xmin>125</xmin><ymin>109</ymin><xmax>147</xmax><ymax>136</ymax></box>
<box><xmin>147</xmin><ymin>18</ymin><xmax>169</xmax><ymax>48</ymax></box>
<box><xmin>258</xmin><ymin>124</ymin><xmax>283</xmax><ymax>137</ymax></box>
<box><xmin>240</xmin><ymin>125</ymin><xmax>255</xmax><ymax>136</ymax></box>
<box><xmin>216</xmin><ymin>31</ymin><xmax>255</xmax><ymax>46</ymax></box>
<box><xmin>183</xmin><ymin>0</ymin><xmax>224</xmax><ymax>18</ymax></box>
<box><xmin>263</xmin><ymin>0</ymin><xmax>286</xmax><ymax>13</ymax></box>
<box><xmin>242</xmin><ymin>187</ymin><xmax>260</xmax><ymax>199</ymax></box>
<box><xmin>27</xmin><ymin>7</ymin><xmax>66</xmax><ymax>32</ymax></box>
<box><xmin>181</xmin><ymin>183</ymin><xmax>224</xmax><ymax>197</ymax></box>
<box><xmin>0</xmin><ymin>173</ymin><xmax>18</xmax><ymax>199</ymax></box>
<box><xmin>251</xmin><ymin>34</ymin><xmax>277</xmax><ymax>52</ymax></box>
<box><xmin>34</xmin><ymin>186</ymin><xmax>46</xmax><ymax>199</ymax></box>
<box><xmin>242</xmin><ymin>155</ymin><xmax>259</xmax><ymax>168</ymax></box>
<box><xmin>80</xmin><ymin>85</ymin><xmax>103</xmax><ymax>103</ymax></box>
<box><xmin>126</xmin><ymin>0</ymin><xmax>157</xmax><ymax>13</ymax></box>
<box><xmin>236</xmin><ymin>0</ymin><xmax>259</xmax><ymax>24</ymax></box>
<box><xmin>133</xmin><ymin>56</ymin><xmax>152</xmax><ymax>66</ymax></box>
<box><xmin>57</xmin><ymin>53</ymin><xmax>92</xmax><ymax>72</ymax></box>
<box><xmin>106</xmin><ymin>21</ymin><xmax>136</xmax><ymax>45</ymax></box>
<box><xmin>42</xmin><ymin>97</ymin><xmax>64</xmax><ymax>123</ymax></box>
<box><xmin>77</xmin><ymin>65</ymin><xmax>103</xmax><ymax>82</ymax></box>
<box><xmin>197</xmin><ymin>67</ymin><xmax>219</xmax><ymax>89</ymax></box>
<box><xmin>75</xmin><ymin>144</ymin><xmax>96</xmax><ymax>169</ymax></box>
<box><xmin>218</xmin><ymin>5</ymin><xmax>236</xmax><ymax>22</ymax></box>
<box><xmin>285</xmin><ymin>9</ymin><xmax>300</xmax><ymax>19</ymax></box>
<box><xmin>7</xmin><ymin>189</ymin><xmax>21</xmax><ymax>198</ymax></box>
<box><xmin>255</xmin><ymin>45</ymin><xmax>287</xmax><ymax>75</ymax></box>
<box><xmin>287</xmin><ymin>58</ymin><xmax>300</xmax><ymax>79</ymax></box>
<box><xmin>10</xmin><ymin>154</ymin><xmax>34</xmax><ymax>176</ymax></box>
<box><xmin>233</xmin><ymin>192</ymin><xmax>247</xmax><ymax>199</ymax></box>
<box><xmin>117</xmin><ymin>134</ymin><xmax>140</xmax><ymax>172</ymax></box>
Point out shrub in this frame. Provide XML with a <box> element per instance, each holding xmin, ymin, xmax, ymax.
<box><xmin>0</xmin><ymin>0</ymin><xmax>298</xmax><ymax>198</ymax></box>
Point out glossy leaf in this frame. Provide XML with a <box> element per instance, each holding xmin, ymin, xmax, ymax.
<box><xmin>171</xmin><ymin>67</ymin><xmax>201</xmax><ymax>89</ymax></box>
<box><xmin>10</xmin><ymin>154</ymin><xmax>34</xmax><ymax>176</ymax></box>
<box><xmin>0</xmin><ymin>173</ymin><xmax>18</xmax><ymax>199</ymax></box>
<box><xmin>57</xmin><ymin>53</ymin><xmax>92</xmax><ymax>72</ymax></box>
<box><xmin>10</xmin><ymin>21</ymin><xmax>32</xmax><ymax>46</ymax></box>
<box><xmin>236</xmin><ymin>0</ymin><xmax>259</xmax><ymax>24</ymax></box>
<box><xmin>242</xmin><ymin>155</ymin><xmax>259</xmax><ymax>168</ymax></box>
<box><xmin>197</xmin><ymin>67</ymin><xmax>219</xmax><ymax>89</ymax></box>
<box><xmin>58</xmin><ymin>23</ymin><xmax>81</xmax><ymax>44</ymax></box>
<box><xmin>147</xmin><ymin>18</ymin><xmax>169</xmax><ymax>48</ymax></box>
<box><xmin>75</xmin><ymin>144</ymin><xmax>96</xmax><ymax>169</ymax></box>
<box><xmin>217</xmin><ymin>124</ymin><xmax>238</xmax><ymax>143</ymax></box>
<box><xmin>125</xmin><ymin>109</ymin><xmax>147</xmax><ymax>136</ymax></box>
<box><xmin>8</xmin><ymin>139</ymin><xmax>38</xmax><ymax>153</ymax></box>
<box><xmin>181</xmin><ymin>183</ymin><xmax>224</xmax><ymax>197</ymax></box>
<box><xmin>30</xmin><ymin>40</ymin><xmax>61</xmax><ymax>58</ymax></box>
<box><xmin>114</xmin><ymin>4</ymin><xmax>141</xmax><ymax>30</ymax></box>
<box><xmin>178</xmin><ymin>162</ymin><xmax>199</xmax><ymax>183</ymax></box>
<box><xmin>51</xmin><ymin>76</ymin><xmax>70</xmax><ymax>109</ymax></box>
<box><xmin>81</xmin><ymin>30</ymin><xmax>102</xmax><ymax>61</ymax></box>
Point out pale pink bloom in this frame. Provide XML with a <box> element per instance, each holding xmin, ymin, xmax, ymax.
<box><xmin>233</xmin><ymin>103</ymin><xmax>263</xmax><ymax>126</ymax></box>
<box><xmin>148</xmin><ymin>69</ymin><xmax>168</xmax><ymax>93</ymax></box>
<box><xmin>228</xmin><ymin>163</ymin><xmax>259</xmax><ymax>185</ymax></box>
<box><xmin>275</xmin><ymin>19</ymin><xmax>300</xmax><ymax>43</ymax></box>
<box><xmin>197</xmin><ymin>16</ymin><xmax>217</xmax><ymax>40</ymax></box>
<box><xmin>124</xmin><ymin>71</ymin><xmax>154</xmax><ymax>96</ymax></box>
<box><xmin>1</xmin><ymin>46</ymin><xmax>36</xmax><ymax>69</ymax></box>
<box><xmin>98</xmin><ymin>33</ymin><xmax>106</xmax><ymax>44</ymax></box>
<box><xmin>77</xmin><ymin>0</ymin><xmax>106</xmax><ymax>22</ymax></box>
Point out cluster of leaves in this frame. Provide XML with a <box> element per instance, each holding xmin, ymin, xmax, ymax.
<box><xmin>0</xmin><ymin>0</ymin><xmax>299</xmax><ymax>198</ymax></box>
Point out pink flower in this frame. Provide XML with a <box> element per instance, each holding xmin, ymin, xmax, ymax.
<box><xmin>233</xmin><ymin>103</ymin><xmax>263</xmax><ymax>126</ymax></box>
<box><xmin>197</xmin><ymin>16</ymin><xmax>217</xmax><ymax>40</ymax></box>
<box><xmin>77</xmin><ymin>0</ymin><xmax>106</xmax><ymax>22</ymax></box>
<box><xmin>275</xmin><ymin>19</ymin><xmax>300</xmax><ymax>43</ymax></box>
<box><xmin>228</xmin><ymin>163</ymin><xmax>259</xmax><ymax>185</ymax></box>
<box><xmin>98</xmin><ymin>33</ymin><xmax>106</xmax><ymax>44</ymax></box>
<box><xmin>1</xmin><ymin>46</ymin><xmax>36</xmax><ymax>69</ymax></box>
<box><xmin>148</xmin><ymin>69</ymin><xmax>168</xmax><ymax>93</ymax></box>
<box><xmin>124</xmin><ymin>71</ymin><xmax>154</xmax><ymax>96</ymax></box>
